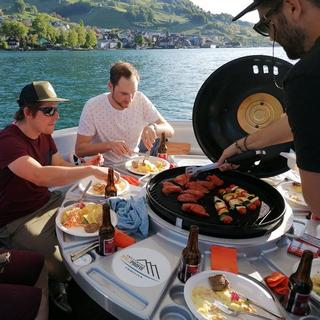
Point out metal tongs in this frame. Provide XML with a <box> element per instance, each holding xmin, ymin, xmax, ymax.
<box><xmin>185</xmin><ymin>150</ymin><xmax>266</xmax><ymax>177</ymax></box>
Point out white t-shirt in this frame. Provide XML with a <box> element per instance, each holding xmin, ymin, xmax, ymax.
<box><xmin>77</xmin><ymin>91</ymin><xmax>161</xmax><ymax>163</ymax></box>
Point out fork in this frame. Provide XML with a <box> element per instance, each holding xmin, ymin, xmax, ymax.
<box><xmin>70</xmin><ymin>241</ymin><xmax>99</xmax><ymax>262</ymax></box>
<box><xmin>185</xmin><ymin>150</ymin><xmax>266</xmax><ymax>177</ymax></box>
<box><xmin>211</xmin><ymin>300</ymin><xmax>283</xmax><ymax>320</ymax></box>
<box><xmin>63</xmin><ymin>180</ymin><xmax>92</xmax><ymax>207</ymax></box>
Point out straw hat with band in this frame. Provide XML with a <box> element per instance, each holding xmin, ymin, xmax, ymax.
<box><xmin>17</xmin><ymin>81</ymin><xmax>69</xmax><ymax>105</ymax></box>
<box><xmin>232</xmin><ymin>0</ymin><xmax>267</xmax><ymax>21</ymax></box>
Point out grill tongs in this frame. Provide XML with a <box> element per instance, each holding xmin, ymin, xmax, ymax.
<box><xmin>185</xmin><ymin>150</ymin><xmax>267</xmax><ymax>177</ymax></box>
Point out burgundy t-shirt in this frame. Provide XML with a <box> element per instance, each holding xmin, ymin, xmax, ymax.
<box><xmin>0</xmin><ymin>124</ymin><xmax>57</xmax><ymax>226</ymax></box>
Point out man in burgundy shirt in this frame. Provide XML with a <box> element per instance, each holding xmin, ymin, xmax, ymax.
<box><xmin>0</xmin><ymin>81</ymin><xmax>112</xmax><ymax>312</ymax></box>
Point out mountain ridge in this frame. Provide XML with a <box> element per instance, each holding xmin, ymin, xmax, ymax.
<box><xmin>0</xmin><ymin>0</ymin><xmax>271</xmax><ymax>46</ymax></box>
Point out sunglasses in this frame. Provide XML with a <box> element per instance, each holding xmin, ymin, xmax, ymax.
<box><xmin>253</xmin><ymin>0</ymin><xmax>283</xmax><ymax>36</ymax></box>
<box><xmin>38</xmin><ymin>106</ymin><xmax>59</xmax><ymax>116</ymax></box>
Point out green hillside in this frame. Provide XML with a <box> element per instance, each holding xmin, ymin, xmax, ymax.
<box><xmin>0</xmin><ymin>0</ymin><xmax>271</xmax><ymax>46</ymax></box>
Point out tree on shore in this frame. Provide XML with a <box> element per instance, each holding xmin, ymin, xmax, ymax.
<box><xmin>84</xmin><ymin>29</ymin><xmax>97</xmax><ymax>48</ymax></box>
<box><xmin>0</xmin><ymin>20</ymin><xmax>28</xmax><ymax>41</ymax></box>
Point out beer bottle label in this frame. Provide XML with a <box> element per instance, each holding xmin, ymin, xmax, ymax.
<box><xmin>103</xmin><ymin>238</ymin><xmax>115</xmax><ymax>256</ymax></box>
<box><xmin>178</xmin><ymin>258</ymin><xmax>200</xmax><ymax>283</ymax></box>
<box><xmin>286</xmin><ymin>290</ymin><xmax>310</xmax><ymax>315</ymax></box>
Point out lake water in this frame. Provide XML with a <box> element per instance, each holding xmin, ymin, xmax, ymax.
<box><xmin>0</xmin><ymin>47</ymin><xmax>291</xmax><ymax>130</ymax></box>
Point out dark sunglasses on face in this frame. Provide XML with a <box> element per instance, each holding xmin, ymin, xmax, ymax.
<box><xmin>38</xmin><ymin>106</ymin><xmax>59</xmax><ymax>116</ymax></box>
<box><xmin>253</xmin><ymin>0</ymin><xmax>283</xmax><ymax>36</ymax></box>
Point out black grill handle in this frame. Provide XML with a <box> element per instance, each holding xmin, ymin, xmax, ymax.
<box><xmin>226</xmin><ymin>150</ymin><xmax>266</xmax><ymax>166</ymax></box>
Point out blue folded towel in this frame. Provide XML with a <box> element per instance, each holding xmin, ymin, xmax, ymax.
<box><xmin>108</xmin><ymin>197</ymin><xmax>149</xmax><ymax>238</ymax></box>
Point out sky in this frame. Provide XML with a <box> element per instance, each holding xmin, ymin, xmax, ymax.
<box><xmin>190</xmin><ymin>0</ymin><xmax>259</xmax><ymax>23</ymax></box>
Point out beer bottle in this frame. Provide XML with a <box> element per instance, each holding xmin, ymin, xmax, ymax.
<box><xmin>285</xmin><ymin>250</ymin><xmax>313</xmax><ymax>315</ymax></box>
<box><xmin>105</xmin><ymin>167</ymin><xmax>117</xmax><ymax>198</ymax></box>
<box><xmin>98</xmin><ymin>203</ymin><xmax>116</xmax><ymax>256</ymax></box>
<box><xmin>157</xmin><ymin>132</ymin><xmax>168</xmax><ymax>160</ymax></box>
<box><xmin>177</xmin><ymin>225</ymin><xmax>201</xmax><ymax>283</ymax></box>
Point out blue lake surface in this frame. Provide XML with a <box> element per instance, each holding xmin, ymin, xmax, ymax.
<box><xmin>0</xmin><ymin>47</ymin><xmax>291</xmax><ymax>130</ymax></box>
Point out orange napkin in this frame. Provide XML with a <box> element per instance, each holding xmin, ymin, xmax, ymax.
<box><xmin>115</xmin><ymin>228</ymin><xmax>136</xmax><ymax>248</ymax></box>
<box><xmin>264</xmin><ymin>272</ymin><xmax>289</xmax><ymax>296</ymax></box>
<box><xmin>211</xmin><ymin>246</ymin><xmax>238</xmax><ymax>274</ymax></box>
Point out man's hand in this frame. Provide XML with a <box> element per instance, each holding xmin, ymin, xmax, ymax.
<box><xmin>141</xmin><ymin>124</ymin><xmax>157</xmax><ymax>150</ymax></box>
<box><xmin>217</xmin><ymin>142</ymin><xmax>241</xmax><ymax>171</ymax></box>
<box><xmin>108</xmin><ymin>140</ymin><xmax>131</xmax><ymax>156</ymax></box>
<box><xmin>91</xmin><ymin>166</ymin><xmax>120</xmax><ymax>183</ymax></box>
<box><xmin>84</xmin><ymin>153</ymin><xmax>104</xmax><ymax>166</ymax></box>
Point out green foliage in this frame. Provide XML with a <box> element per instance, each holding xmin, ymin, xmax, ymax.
<box><xmin>0</xmin><ymin>19</ymin><xmax>28</xmax><ymax>39</ymax></box>
<box><xmin>32</xmin><ymin>13</ymin><xmax>50</xmax><ymax>39</ymax></box>
<box><xmin>0</xmin><ymin>39</ymin><xmax>8</xmax><ymax>48</ymax></box>
<box><xmin>14</xmin><ymin>0</ymin><xmax>26</xmax><ymax>14</ymax></box>
<box><xmin>84</xmin><ymin>29</ymin><xmax>96</xmax><ymax>48</ymax></box>
<box><xmin>134</xmin><ymin>34</ymin><xmax>144</xmax><ymax>46</ymax></box>
<box><xmin>67</xmin><ymin>28</ymin><xmax>78</xmax><ymax>47</ymax></box>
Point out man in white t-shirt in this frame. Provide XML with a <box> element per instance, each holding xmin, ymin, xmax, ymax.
<box><xmin>75</xmin><ymin>61</ymin><xmax>174</xmax><ymax>163</ymax></box>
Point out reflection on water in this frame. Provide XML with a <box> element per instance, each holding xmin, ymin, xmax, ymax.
<box><xmin>0</xmin><ymin>48</ymin><xmax>292</xmax><ymax>130</ymax></box>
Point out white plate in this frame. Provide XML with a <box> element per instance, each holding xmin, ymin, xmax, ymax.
<box><xmin>125</xmin><ymin>156</ymin><xmax>170</xmax><ymax>175</ymax></box>
<box><xmin>184</xmin><ymin>270</ymin><xmax>281</xmax><ymax>320</ymax></box>
<box><xmin>56</xmin><ymin>202</ymin><xmax>117</xmax><ymax>237</ymax></box>
<box><xmin>278</xmin><ymin>181</ymin><xmax>308</xmax><ymax>209</ymax></box>
<box><xmin>293</xmin><ymin>258</ymin><xmax>320</xmax><ymax>303</ymax></box>
<box><xmin>78</xmin><ymin>176</ymin><xmax>130</xmax><ymax>197</ymax></box>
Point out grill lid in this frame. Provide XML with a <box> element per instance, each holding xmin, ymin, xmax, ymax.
<box><xmin>193</xmin><ymin>55</ymin><xmax>294</xmax><ymax>178</ymax></box>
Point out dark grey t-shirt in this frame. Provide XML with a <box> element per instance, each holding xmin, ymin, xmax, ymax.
<box><xmin>284</xmin><ymin>38</ymin><xmax>320</xmax><ymax>172</ymax></box>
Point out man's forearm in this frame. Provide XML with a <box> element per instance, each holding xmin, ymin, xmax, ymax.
<box><xmin>35</xmin><ymin>165</ymin><xmax>96</xmax><ymax>187</ymax></box>
<box><xmin>239</xmin><ymin>115</ymin><xmax>293</xmax><ymax>150</ymax></box>
<box><xmin>154</xmin><ymin>122</ymin><xmax>174</xmax><ymax>138</ymax></box>
<box><xmin>300</xmin><ymin>169</ymin><xmax>320</xmax><ymax>218</ymax></box>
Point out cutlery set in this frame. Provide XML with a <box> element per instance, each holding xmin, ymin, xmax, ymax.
<box><xmin>70</xmin><ymin>240</ymin><xmax>99</xmax><ymax>262</ymax></box>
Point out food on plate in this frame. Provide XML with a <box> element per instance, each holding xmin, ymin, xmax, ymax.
<box><xmin>131</xmin><ymin>158</ymin><xmax>165</xmax><ymax>174</ymax></box>
<box><xmin>162</xmin><ymin>181</ymin><xmax>183</xmax><ymax>196</ymax></box>
<box><xmin>182</xmin><ymin>203</ymin><xmax>209</xmax><ymax>217</ymax></box>
<box><xmin>91</xmin><ymin>179</ymin><xmax>127</xmax><ymax>195</ymax></box>
<box><xmin>292</xmin><ymin>181</ymin><xmax>302</xmax><ymax>193</ymax></box>
<box><xmin>214</xmin><ymin>196</ymin><xmax>233</xmax><ymax>224</ymax></box>
<box><xmin>311</xmin><ymin>274</ymin><xmax>320</xmax><ymax>296</ymax></box>
<box><xmin>192</xmin><ymin>274</ymin><xmax>255</xmax><ymax>320</ymax></box>
<box><xmin>83</xmin><ymin>223</ymin><xmax>99</xmax><ymax>233</ymax></box>
<box><xmin>209</xmin><ymin>274</ymin><xmax>230</xmax><ymax>291</ymax></box>
<box><xmin>192</xmin><ymin>300</ymin><xmax>226</xmax><ymax>320</ymax></box>
<box><xmin>61</xmin><ymin>203</ymin><xmax>102</xmax><ymax>231</ymax></box>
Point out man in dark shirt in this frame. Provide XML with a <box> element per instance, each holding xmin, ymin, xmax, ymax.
<box><xmin>218</xmin><ymin>0</ymin><xmax>320</xmax><ymax>219</ymax></box>
<box><xmin>0</xmin><ymin>81</ymin><xmax>113</xmax><ymax>312</ymax></box>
